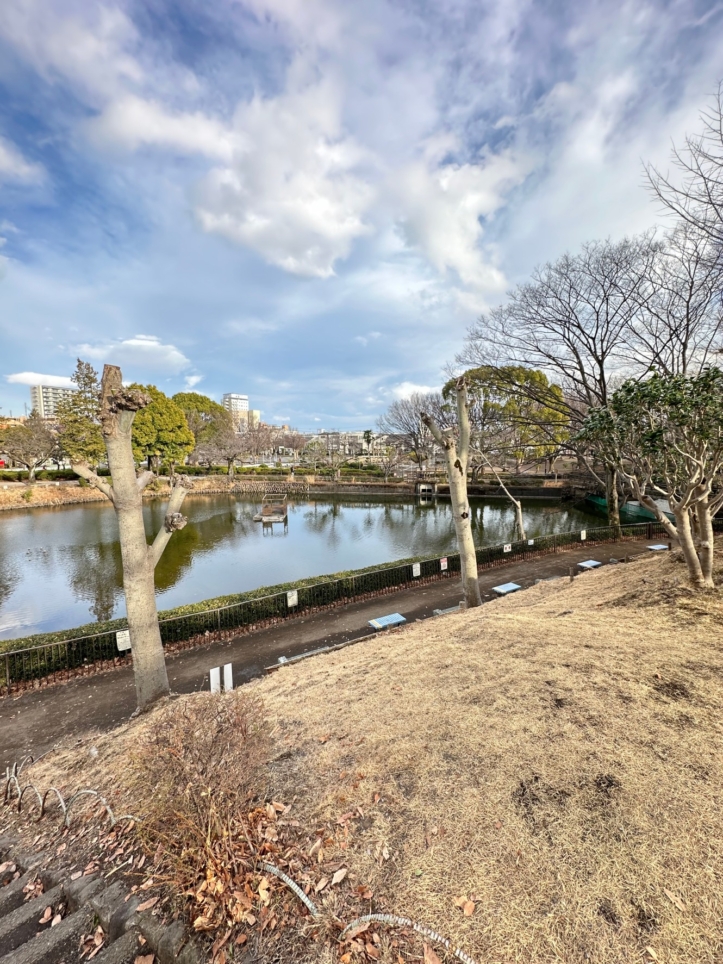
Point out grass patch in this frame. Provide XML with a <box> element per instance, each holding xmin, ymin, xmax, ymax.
<box><xmin>17</xmin><ymin>546</ymin><xmax>723</xmax><ymax>963</ymax></box>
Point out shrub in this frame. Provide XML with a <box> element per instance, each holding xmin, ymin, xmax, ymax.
<box><xmin>21</xmin><ymin>488</ymin><xmax>33</xmax><ymax>502</ymax></box>
<box><xmin>132</xmin><ymin>693</ymin><xmax>269</xmax><ymax>899</ymax></box>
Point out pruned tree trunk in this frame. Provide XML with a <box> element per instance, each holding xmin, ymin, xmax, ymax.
<box><xmin>72</xmin><ymin>365</ymin><xmax>192</xmax><ymax>712</ymax></box>
<box><xmin>696</xmin><ymin>498</ymin><xmax>715</xmax><ymax>587</ymax></box>
<box><xmin>421</xmin><ymin>378</ymin><xmax>481</xmax><ymax>608</ymax></box>
<box><xmin>605</xmin><ymin>465</ymin><xmax>621</xmax><ymax>530</ymax></box>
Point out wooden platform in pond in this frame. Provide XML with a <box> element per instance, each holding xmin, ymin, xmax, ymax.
<box><xmin>253</xmin><ymin>493</ymin><xmax>289</xmax><ymax>523</ymax></box>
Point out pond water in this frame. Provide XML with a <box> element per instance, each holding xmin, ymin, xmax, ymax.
<box><xmin>0</xmin><ymin>494</ymin><xmax>599</xmax><ymax>639</ymax></box>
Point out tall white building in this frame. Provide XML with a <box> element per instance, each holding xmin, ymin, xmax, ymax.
<box><xmin>222</xmin><ymin>393</ymin><xmax>249</xmax><ymax>415</ymax></box>
<box><xmin>30</xmin><ymin>384</ymin><xmax>76</xmax><ymax>418</ymax></box>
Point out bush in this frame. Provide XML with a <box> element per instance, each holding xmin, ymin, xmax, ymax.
<box><xmin>21</xmin><ymin>488</ymin><xmax>33</xmax><ymax>502</ymax></box>
<box><xmin>77</xmin><ymin>477</ymin><xmax>89</xmax><ymax>488</ymax></box>
<box><xmin>133</xmin><ymin>693</ymin><xmax>269</xmax><ymax>900</ymax></box>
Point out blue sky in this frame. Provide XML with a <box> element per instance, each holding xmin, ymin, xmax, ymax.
<box><xmin>1</xmin><ymin>0</ymin><xmax>723</xmax><ymax>428</ymax></box>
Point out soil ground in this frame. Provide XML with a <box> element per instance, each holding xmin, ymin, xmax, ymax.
<box><xmin>0</xmin><ymin>541</ymin><xmax>649</xmax><ymax>771</ymax></box>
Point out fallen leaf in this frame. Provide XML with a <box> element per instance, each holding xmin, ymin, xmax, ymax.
<box><xmin>134</xmin><ymin>956</ymin><xmax>155</xmax><ymax>964</ymax></box>
<box><xmin>423</xmin><ymin>944</ymin><xmax>442</xmax><ymax>964</ymax></box>
<box><xmin>51</xmin><ymin>913</ymin><xmax>62</xmax><ymax>927</ymax></box>
<box><xmin>39</xmin><ymin>906</ymin><xmax>52</xmax><ymax>925</ymax></box>
<box><xmin>645</xmin><ymin>949</ymin><xmax>659</xmax><ymax>962</ymax></box>
<box><xmin>463</xmin><ymin>901</ymin><xmax>475</xmax><ymax>917</ymax></box>
<box><xmin>309</xmin><ymin>839</ymin><xmax>322</xmax><ymax>857</ymax></box>
<box><xmin>70</xmin><ymin>871</ymin><xmax>82</xmax><ymax>881</ymax></box>
<box><xmin>346</xmin><ymin>922</ymin><xmax>370</xmax><ymax>940</ymax></box>
<box><xmin>56</xmin><ymin>844</ymin><xmax>67</xmax><ymax>855</ymax></box>
<box><xmin>315</xmin><ymin>877</ymin><xmax>329</xmax><ymax>893</ymax></box>
<box><xmin>136</xmin><ymin>896</ymin><xmax>160</xmax><ymax>913</ymax></box>
<box><xmin>663</xmin><ymin>888</ymin><xmax>686</xmax><ymax>912</ymax></box>
<box><xmin>332</xmin><ymin>868</ymin><xmax>348</xmax><ymax>886</ymax></box>
<box><xmin>272</xmin><ymin>801</ymin><xmax>285</xmax><ymax>812</ymax></box>
<box><xmin>139</xmin><ymin>878</ymin><xmax>155</xmax><ymax>891</ymax></box>
<box><xmin>235</xmin><ymin>934</ymin><xmax>247</xmax><ymax>946</ymax></box>
<box><xmin>365</xmin><ymin>943</ymin><xmax>380</xmax><ymax>959</ymax></box>
<box><xmin>340</xmin><ymin>955</ymin><xmax>351</xmax><ymax>963</ymax></box>
<box><xmin>453</xmin><ymin>896</ymin><xmax>468</xmax><ymax>909</ymax></box>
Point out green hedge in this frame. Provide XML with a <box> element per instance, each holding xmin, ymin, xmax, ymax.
<box><xmin>0</xmin><ymin>552</ymin><xmax>434</xmax><ymax>656</ymax></box>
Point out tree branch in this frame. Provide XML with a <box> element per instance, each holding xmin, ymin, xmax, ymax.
<box><xmin>72</xmin><ymin>462</ymin><xmax>115</xmax><ymax>503</ymax></box>
<box><xmin>148</xmin><ymin>478</ymin><xmax>192</xmax><ymax>568</ymax></box>
<box><xmin>136</xmin><ymin>470</ymin><xmax>156</xmax><ymax>492</ymax></box>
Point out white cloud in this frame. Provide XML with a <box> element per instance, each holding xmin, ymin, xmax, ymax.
<box><xmin>0</xmin><ymin>136</ymin><xmax>44</xmax><ymax>184</ymax></box>
<box><xmin>6</xmin><ymin>371</ymin><xmax>74</xmax><ymax>388</ymax></box>
<box><xmin>184</xmin><ymin>374</ymin><xmax>203</xmax><ymax>388</ymax></box>
<box><xmin>391</xmin><ymin>381</ymin><xmax>438</xmax><ymax>399</ymax></box>
<box><xmin>87</xmin><ymin>96</ymin><xmax>237</xmax><ymax>160</ymax></box>
<box><xmin>390</xmin><ymin>145</ymin><xmax>529</xmax><ymax>292</ymax></box>
<box><xmin>194</xmin><ymin>66</ymin><xmax>375</xmax><ymax>278</ymax></box>
<box><xmin>224</xmin><ymin>318</ymin><xmax>278</xmax><ymax>335</ymax></box>
<box><xmin>75</xmin><ymin>334</ymin><xmax>191</xmax><ymax>374</ymax></box>
<box><xmin>0</xmin><ymin>1</ymin><xmax>143</xmax><ymax>104</ymax></box>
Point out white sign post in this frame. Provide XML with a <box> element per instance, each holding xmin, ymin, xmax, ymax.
<box><xmin>440</xmin><ymin>557</ymin><xmax>448</xmax><ymax>571</ymax></box>
<box><xmin>580</xmin><ymin>530</ymin><xmax>587</xmax><ymax>541</ymax></box>
<box><xmin>503</xmin><ymin>544</ymin><xmax>512</xmax><ymax>553</ymax></box>
<box><xmin>116</xmin><ymin>629</ymin><xmax>131</xmax><ymax>653</ymax></box>
<box><xmin>287</xmin><ymin>589</ymin><xmax>298</xmax><ymax>608</ymax></box>
<box><xmin>210</xmin><ymin>662</ymin><xmax>233</xmax><ymax>694</ymax></box>
<box><xmin>412</xmin><ymin>562</ymin><xmax>421</xmax><ymax>577</ymax></box>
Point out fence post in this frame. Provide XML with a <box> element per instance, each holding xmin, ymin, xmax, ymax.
<box><xmin>4</xmin><ymin>653</ymin><xmax>9</xmax><ymax>694</ymax></box>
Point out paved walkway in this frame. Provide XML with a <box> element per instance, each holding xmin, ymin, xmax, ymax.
<box><xmin>0</xmin><ymin>541</ymin><xmax>652</xmax><ymax>770</ymax></box>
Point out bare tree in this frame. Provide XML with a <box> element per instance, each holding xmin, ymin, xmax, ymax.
<box><xmin>647</xmin><ymin>84</ymin><xmax>723</xmax><ymax>252</ymax></box>
<box><xmin>71</xmin><ymin>365</ymin><xmax>192</xmax><ymax>712</ymax></box>
<box><xmin>0</xmin><ymin>411</ymin><xmax>58</xmax><ymax>481</ymax></box>
<box><xmin>629</xmin><ymin>223</ymin><xmax>723</xmax><ymax>375</ymax></box>
<box><xmin>195</xmin><ymin>426</ymin><xmax>246</xmax><ymax>475</ymax></box>
<box><xmin>377</xmin><ymin>392</ymin><xmax>439</xmax><ymax>476</ymax></box>
<box><xmin>421</xmin><ymin>378</ymin><xmax>481</xmax><ymax>608</ymax></box>
<box><xmin>460</xmin><ymin>236</ymin><xmax>656</xmax><ymax>526</ymax></box>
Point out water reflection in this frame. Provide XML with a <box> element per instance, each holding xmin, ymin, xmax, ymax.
<box><xmin>0</xmin><ymin>494</ymin><xmax>597</xmax><ymax>639</ymax></box>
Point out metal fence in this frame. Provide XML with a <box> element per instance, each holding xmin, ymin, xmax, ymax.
<box><xmin>1</xmin><ymin>519</ymin><xmax>715</xmax><ymax>694</ymax></box>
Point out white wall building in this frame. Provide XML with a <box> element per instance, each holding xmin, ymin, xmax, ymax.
<box><xmin>222</xmin><ymin>393</ymin><xmax>249</xmax><ymax>415</ymax></box>
<box><xmin>30</xmin><ymin>384</ymin><xmax>76</xmax><ymax>418</ymax></box>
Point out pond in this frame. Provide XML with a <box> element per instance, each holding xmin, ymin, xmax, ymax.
<box><xmin>0</xmin><ymin>493</ymin><xmax>599</xmax><ymax>640</ymax></box>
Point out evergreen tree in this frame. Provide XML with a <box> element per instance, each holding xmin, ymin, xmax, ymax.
<box><xmin>130</xmin><ymin>385</ymin><xmax>195</xmax><ymax>473</ymax></box>
<box><xmin>56</xmin><ymin>359</ymin><xmax>105</xmax><ymax>467</ymax></box>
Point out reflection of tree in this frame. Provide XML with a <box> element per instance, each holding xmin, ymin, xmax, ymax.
<box><xmin>65</xmin><ymin>541</ymin><xmax>124</xmax><ymax>623</ymax></box>
<box><xmin>150</xmin><ymin>495</ymin><xmax>256</xmax><ymax>592</ymax></box>
<box><xmin>0</xmin><ymin>558</ymin><xmax>20</xmax><ymax>610</ymax></box>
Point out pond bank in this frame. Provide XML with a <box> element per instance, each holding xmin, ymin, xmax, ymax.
<box><xmin>0</xmin><ymin>475</ymin><xmax>573</xmax><ymax>512</ymax></box>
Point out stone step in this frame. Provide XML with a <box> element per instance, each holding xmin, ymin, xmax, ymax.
<box><xmin>90</xmin><ymin>928</ymin><xmax>144</xmax><ymax>964</ymax></box>
<box><xmin>0</xmin><ymin>870</ymin><xmax>39</xmax><ymax>917</ymax></box>
<box><xmin>0</xmin><ymin>904</ymin><xmax>95</xmax><ymax>964</ymax></box>
<box><xmin>0</xmin><ymin>883</ymin><xmax>63</xmax><ymax>958</ymax></box>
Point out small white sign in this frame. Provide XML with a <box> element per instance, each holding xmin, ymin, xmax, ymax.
<box><xmin>580</xmin><ymin>529</ymin><xmax>587</xmax><ymax>541</ymax></box>
<box><xmin>440</xmin><ymin>557</ymin><xmax>448</xmax><ymax>571</ymax></box>
<box><xmin>287</xmin><ymin>589</ymin><xmax>299</xmax><ymax>607</ymax></box>
<box><xmin>223</xmin><ymin>662</ymin><xmax>233</xmax><ymax>692</ymax></box>
<box><xmin>503</xmin><ymin>544</ymin><xmax>512</xmax><ymax>553</ymax></box>
<box><xmin>210</xmin><ymin>666</ymin><xmax>221</xmax><ymax>694</ymax></box>
<box><xmin>412</xmin><ymin>562</ymin><xmax>421</xmax><ymax>577</ymax></box>
<box><xmin>116</xmin><ymin>629</ymin><xmax>131</xmax><ymax>653</ymax></box>
<box><xmin>528</xmin><ymin>539</ymin><xmax>534</xmax><ymax>546</ymax></box>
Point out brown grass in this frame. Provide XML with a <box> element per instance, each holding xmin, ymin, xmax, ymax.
<box><xmin>18</xmin><ymin>546</ymin><xmax>723</xmax><ymax>963</ymax></box>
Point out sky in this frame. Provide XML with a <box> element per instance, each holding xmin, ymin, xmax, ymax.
<box><xmin>1</xmin><ymin>0</ymin><xmax>723</xmax><ymax>429</ymax></box>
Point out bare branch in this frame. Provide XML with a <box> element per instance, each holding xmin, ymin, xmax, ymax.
<box><xmin>71</xmin><ymin>462</ymin><xmax>115</xmax><ymax>503</ymax></box>
<box><xmin>149</xmin><ymin>481</ymin><xmax>191</xmax><ymax>569</ymax></box>
<box><xmin>136</xmin><ymin>470</ymin><xmax>156</xmax><ymax>492</ymax></box>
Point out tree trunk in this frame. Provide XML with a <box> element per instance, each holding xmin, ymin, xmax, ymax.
<box><xmin>674</xmin><ymin>506</ymin><xmax>708</xmax><ymax>589</ymax></box>
<box><xmin>228</xmin><ymin>459</ymin><xmax>235</xmax><ymax>477</ymax></box>
<box><xmin>421</xmin><ymin>378</ymin><xmax>481</xmax><ymax>608</ymax></box>
<box><xmin>696</xmin><ymin>499</ymin><xmax>716</xmax><ymax>587</ymax></box>
<box><xmin>106</xmin><ymin>416</ymin><xmax>170</xmax><ymax>708</ymax></box>
<box><xmin>606</xmin><ymin>466</ymin><xmax>621</xmax><ymax>530</ymax></box>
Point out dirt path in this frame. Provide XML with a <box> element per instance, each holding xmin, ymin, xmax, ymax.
<box><xmin>0</xmin><ymin>541</ymin><xmax>651</xmax><ymax>769</ymax></box>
